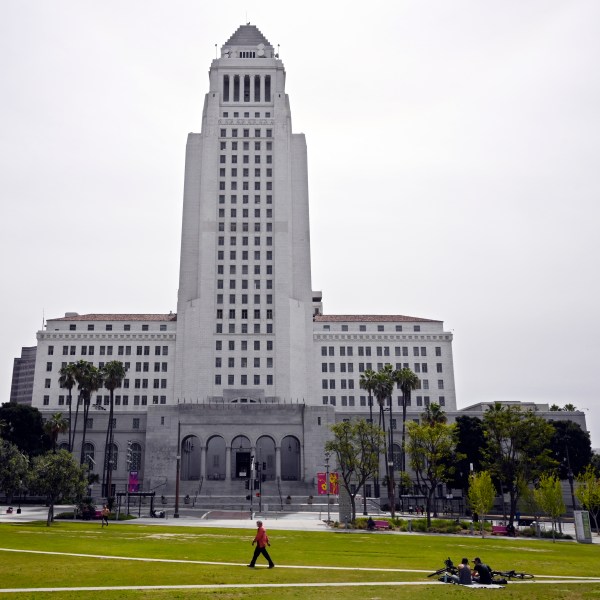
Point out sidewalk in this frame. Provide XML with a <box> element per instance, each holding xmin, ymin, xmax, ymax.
<box><xmin>1</xmin><ymin>505</ymin><xmax>598</xmax><ymax>541</ymax></box>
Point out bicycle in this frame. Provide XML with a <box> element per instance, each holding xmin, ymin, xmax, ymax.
<box><xmin>492</xmin><ymin>569</ymin><xmax>534</xmax><ymax>580</ymax></box>
<box><xmin>427</xmin><ymin>558</ymin><xmax>458</xmax><ymax>581</ymax></box>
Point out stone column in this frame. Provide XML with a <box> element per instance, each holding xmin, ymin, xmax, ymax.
<box><xmin>225</xmin><ymin>445</ymin><xmax>231</xmax><ymax>480</ymax></box>
<box><xmin>275</xmin><ymin>445</ymin><xmax>281</xmax><ymax>479</ymax></box>
<box><xmin>200</xmin><ymin>445</ymin><xmax>206</xmax><ymax>479</ymax></box>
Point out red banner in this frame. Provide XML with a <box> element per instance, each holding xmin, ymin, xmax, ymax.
<box><xmin>329</xmin><ymin>471</ymin><xmax>339</xmax><ymax>495</ymax></box>
<box><xmin>317</xmin><ymin>472</ymin><xmax>340</xmax><ymax>495</ymax></box>
<box><xmin>317</xmin><ymin>472</ymin><xmax>327</xmax><ymax>495</ymax></box>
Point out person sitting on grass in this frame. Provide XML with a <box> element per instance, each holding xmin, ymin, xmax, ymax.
<box><xmin>455</xmin><ymin>558</ymin><xmax>472</xmax><ymax>585</ymax></box>
<box><xmin>472</xmin><ymin>557</ymin><xmax>493</xmax><ymax>585</ymax></box>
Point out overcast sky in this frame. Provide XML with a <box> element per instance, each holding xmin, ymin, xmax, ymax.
<box><xmin>2</xmin><ymin>1</ymin><xmax>599</xmax><ymax>446</ymax></box>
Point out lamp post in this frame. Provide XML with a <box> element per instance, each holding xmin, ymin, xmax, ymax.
<box><xmin>564</xmin><ymin>443</ymin><xmax>577</xmax><ymax>513</ymax></box>
<box><xmin>174</xmin><ymin>420</ymin><xmax>181</xmax><ymax>518</ymax></box>
<box><xmin>324</xmin><ymin>452</ymin><xmax>331</xmax><ymax>524</ymax></box>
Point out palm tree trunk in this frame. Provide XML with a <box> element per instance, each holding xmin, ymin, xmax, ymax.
<box><xmin>106</xmin><ymin>390</ymin><xmax>115</xmax><ymax>499</ymax></box>
<box><xmin>79</xmin><ymin>395</ymin><xmax>90</xmax><ymax>465</ymax></box>
<box><xmin>71</xmin><ymin>394</ymin><xmax>81</xmax><ymax>457</ymax></box>
<box><xmin>67</xmin><ymin>390</ymin><xmax>73</xmax><ymax>451</ymax></box>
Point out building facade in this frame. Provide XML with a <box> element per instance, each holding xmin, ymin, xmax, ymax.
<box><xmin>16</xmin><ymin>25</ymin><xmax>458</xmax><ymax>498</ymax></box>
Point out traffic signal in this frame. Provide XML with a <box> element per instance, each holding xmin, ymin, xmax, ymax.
<box><xmin>256</xmin><ymin>492</ymin><xmax>260</xmax><ymax>497</ymax></box>
<box><xmin>245</xmin><ymin>495</ymin><xmax>251</xmax><ymax>501</ymax></box>
<box><xmin>254</xmin><ymin>480</ymin><xmax>259</xmax><ymax>490</ymax></box>
<box><xmin>126</xmin><ymin>441</ymin><xmax>133</xmax><ymax>470</ymax></box>
<box><xmin>245</xmin><ymin>480</ymin><xmax>250</xmax><ymax>490</ymax></box>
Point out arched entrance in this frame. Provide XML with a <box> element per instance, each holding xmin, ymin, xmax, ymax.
<box><xmin>206</xmin><ymin>435</ymin><xmax>225</xmax><ymax>480</ymax></box>
<box><xmin>231</xmin><ymin>435</ymin><xmax>251</xmax><ymax>479</ymax></box>
<box><xmin>181</xmin><ymin>435</ymin><xmax>201</xmax><ymax>481</ymax></box>
<box><xmin>256</xmin><ymin>436</ymin><xmax>276</xmax><ymax>481</ymax></box>
<box><xmin>281</xmin><ymin>435</ymin><xmax>301</xmax><ymax>481</ymax></box>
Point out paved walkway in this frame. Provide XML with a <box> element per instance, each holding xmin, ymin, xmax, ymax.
<box><xmin>1</xmin><ymin>504</ymin><xmax>598</xmax><ymax>541</ymax></box>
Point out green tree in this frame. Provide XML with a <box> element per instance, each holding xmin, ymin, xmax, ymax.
<box><xmin>101</xmin><ymin>360</ymin><xmax>126</xmax><ymax>498</ymax></box>
<box><xmin>467</xmin><ymin>470</ymin><xmax>496</xmax><ymax>537</ymax></box>
<box><xmin>58</xmin><ymin>362</ymin><xmax>78</xmax><ymax>451</ymax></box>
<box><xmin>533</xmin><ymin>473</ymin><xmax>565</xmax><ymax>542</ymax></box>
<box><xmin>43</xmin><ymin>412</ymin><xmax>69</xmax><ymax>453</ymax></box>
<box><xmin>393</xmin><ymin>368</ymin><xmax>419</xmax><ymax>479</ymax></box>
<box><xmin>575</xmin><ymin>466</ymin><xmax>600</xmax><ymax>534</ymax></box>
<box><xmin>482</xmin><ymin>403</ymin><xmax>556</xmax><ymax>528</ymax></box>
<box><xmin>0</xmin><ymin>402</ymin><xmax>50</xmax><ymax>457</ymax></box>
<box><xmin>0</xmin><ymin>440</ymin><xmax>29</xmax><ymax>502</ymax></box>
<box><xmin>72</xmin><ymin>361</ymin><xmax>103</xmax><ymax>465</ymax></box>
<box><xmin>29</xmin><ymin>449</ymin><xmax>88</xmax><ymax>526</ymax></box>
<box><xmin>325</xmin><ymin>419</ymin><xmax>383</xmax><ymax>523</ymax></box>
<box><xmin>421</xmin><ymin>402</ymin><xmax>447</xmax><ymax>425</ymax></box>
<box><xmin>446</xmin><ymin>416</ymin><xmax>485</xmax><ymax>491</ymax></box>
<box><xmin>373</xmin><ymin>365</ymin><xmax>396</xmax><ymax>516</ymax></box>
<box><xmin>407</xmin><ymin>415</ymin><xmax>461</xmax><ymax>527</ymax></box>
<box><xmin>359</xmin><ymin>368</ymin><xmax>377</xmax><ymax>427</ymax></box>
<box><xmin>549</xmin><ymin>420</ymin><xmax>592</xmax><ymax>479</ymax></box>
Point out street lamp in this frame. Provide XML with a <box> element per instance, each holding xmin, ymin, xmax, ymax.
<box><xmin>174</xmin><ymin>421</ymin><xmax>181</xmax><ymax>518</ymax></box>
<box><xmin>324</xmin><ymin>452</ymin><xmax>331</xmax><ymax>524</ymax></box>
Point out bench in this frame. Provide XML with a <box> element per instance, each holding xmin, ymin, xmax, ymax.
<box><xmin>374</xmin><ymin>520</ymin><xmax>390</xmax><ymax>530</ymax></box>
<box><xmin>492</xmin><ymin>525</ymin><xmax>508</xmax><ymax>535</ymax></box>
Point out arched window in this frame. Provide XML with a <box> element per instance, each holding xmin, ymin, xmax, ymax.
<box><xmin>83</xmin><ymin>442</ymin><xmax>95</xmax><ymax>472</ymax></box>
<box><xmin>223</xmin><ymin>75</ymin><xmax>230</xmax><ymax>102</ymax></box>
<box><xmin>130</xmin><ymin>443</ymin><xmax>142</xmax><ymax>472</ymax></box>
<box><xmin>104</xmin><ymin>443</ymin><xmax>118</xmax><ymax>471</ymax></box>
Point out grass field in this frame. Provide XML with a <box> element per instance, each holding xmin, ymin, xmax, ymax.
<box><xmin>0</xmin><ymin>521</ymin><xmax>599</xmax><ymax>599</ymax></box>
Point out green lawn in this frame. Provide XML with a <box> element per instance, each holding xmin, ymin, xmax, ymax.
<box><xmin>0</xmin><ymin>521</ymin><xmax>599</xmax><ymax>599</ymax></box>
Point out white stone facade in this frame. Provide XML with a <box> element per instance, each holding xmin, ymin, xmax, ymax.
<box><xmin>20</xmin><ymin>25</ymin><xmax>458</xmax><ymax>496</ymax></box>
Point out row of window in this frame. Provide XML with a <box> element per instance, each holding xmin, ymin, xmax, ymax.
<box><xmin>64</xmin><ymin>323</ymin><xmax>168</xmax><ymax>332</ymax></box>
<box><xmin>217</xmin><ymin>309</ymin><xmax>273</xmax><ymax>319</ymax></box>
<box><xmin>322</xmin><ymin>324</ymin><xmax>423</xmax><ymax>333</ymax></box>
<box><xmin>214</xmin><ymin>374</ymin><xmax>273</xmax><ymax>386</ymax></box>
<box><xmin>216</xmin><ymin>323</ymin><xmax>272</xmax><ymax>334</ymax></box>
<box><xmin>221</xmin><ymin>111</ymin><xmax>272</xmax><ymax>118</ymax></box>
<box><xmin>218</xmin><ymin>221</ymin><xmax>272</xmax><ymax>232</ymax></box>
<box><xmin>216</xmin><ymin>340</ymin><xmax>273</xmax><ymax>351</ymax></box>
<box><xmin>218</xmin><ymin>195</ymin><xmax>273</xmax><ymax>205</ymax></box>
<box><xmin>218</xmin><ymin>263</ymin><xmax>272</xmax><ymax>274</ymax></box>
<box><xmin>215</xmin><ymin>293</ymin><xmax>273</xmax><ymax>304</ymax></box>
<box><xmin>55</xmin><ymin>345</ymin><xmax>169</xmax><ymax>357</ymax></box>
<box><xmin>219</xmin><ymin>157</ymin><xmax>273</xmax><ymax>167</ymax></box>
<box><xmin>218</xmin><ymin>250</ymin><xmax>273</xmax><ymax>261</ymax></box>
<box><xmin>219</xmin><ymin>181</ymin><xmax>273</xmax><ymax>191</ymax></box>
<box><xmin>322</xmin><ymin>379</ymin><xmax>445</xmax><ymax>390</ymax></box>
<box><xmin>220</xmin><ymin>127</ymin><xmax>273</xmax><ymax>138</ymax></box>
<box><xmin>72</xmin><ymin>440</ymin><xmax>143</xmax><ymax>472</ymax></box>
<box><xmin>321</xmin><ymin>345</ymin><xmax>443</xmax><ymax>357</ymax></box>
<box><xmin>49</xmin><ymin>395</ymin><xmax>166</xmax><ymax>407</ymax></box>
<box><xmin>321</xmin><ymin>362</ymin><xmax>443</xmax><ymax>373</ymax></box>
<box><xmin>322</xmin><ymin>395</ymin><xmax>446</xmax><ymax>408</ymax></box>
<box><xmin>217</xmin><ymin>236</ymin><xmax>273</xmax><ymax>245</ymax></box>
<box><xmin>216</xmin><ymin>357</ymin><xmax>273</xmax><ymax>368</ymax></box>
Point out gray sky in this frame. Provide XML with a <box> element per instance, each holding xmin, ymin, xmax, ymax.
<box><xmin>2</xmin><ymin>1</ymin><xmax>599</xmax><ymax>446</ymax></box>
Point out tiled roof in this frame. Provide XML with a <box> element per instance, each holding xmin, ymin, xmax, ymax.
<box><xmin>313</xmin><ymin>314</ymin><xmax>440</xmax><ymax>323</ymax></box>
<box><xmin>47</xmin><ymin>314</ymin><xmax>177</xmax><ymax>322</ymax></box>
<box><xmin>224</xmin><ymin>24</ymin><xmax>271</xmax><ymax>48</ymax></box>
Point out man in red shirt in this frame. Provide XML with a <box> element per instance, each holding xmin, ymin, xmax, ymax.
<box><xmin>248</xmin><ymin>520</ymin><xmax>275</xmax><ymax>568</ymax></box>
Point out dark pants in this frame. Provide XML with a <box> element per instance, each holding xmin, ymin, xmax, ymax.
<box><xmin>250</xmin><ymin>545</ymin><xmax>274</xmax><ymax>567</ymax></box>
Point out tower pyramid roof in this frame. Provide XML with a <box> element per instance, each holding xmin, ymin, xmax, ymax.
<box><xmin>224</xmin><ymin>24</ymin><xmax>271</xmax><ymax>48</ymax></box>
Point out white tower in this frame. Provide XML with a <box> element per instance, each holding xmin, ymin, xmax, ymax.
<box><xmin>174</xmin><ymin>25</ymin><xmax>315</xmax><ymax>404</ymax></box>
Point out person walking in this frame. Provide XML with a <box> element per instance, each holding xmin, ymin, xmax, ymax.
<box><xmin>248</xmin><ymin>520</ymin><xmax>274</xmax><ymax>568</ymax></box>
<box><xmin>101</xmin><ymin>505</ymin><xmax>110</xmax><ymax>527</ymax></box>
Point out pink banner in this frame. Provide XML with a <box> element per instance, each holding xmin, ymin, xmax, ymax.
<box><xmin>128</xmin><ymin>471</ymin><xmax>139</xmax><ymax>492</ymax></box>
<box><xmin>317</xmin><ymin>472</ymin><xmax>340</xmax><ymax>495</ymax></box>
<box><xmin>329</xmin><ymin>471</ymin><xmax>339</xmax><ymax>495</ymax></box>
<box><xmin>317</xmin><ymin>472</ymin><xmax>327</xmax><ymax>495</ymax></box>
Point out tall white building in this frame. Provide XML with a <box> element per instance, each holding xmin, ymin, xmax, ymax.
<box><xmin>15</xmin><ymin>25</ymin><xmax>457</xmax><ymax>498</ymax></box>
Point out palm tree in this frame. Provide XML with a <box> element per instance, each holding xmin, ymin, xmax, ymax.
<box><xmin>373</xmin><ymin>365</ymin><xmax>396</xmax><ymax>517</ymax></box>
<box><xmin>422</xmin><ymin>402</ymin><xmax>447</xmax><ymax>425</ymax></box>
<box><xmin>101</xmin><ymin>361</ymin><xmax>126</xmax><ymax>499</ymax></box>
<box><xmin>359</xmin><ymin>368</ymin><xmax>379</xmax><ymax>513</ymax></box>
<box><xmin>58</xmin><ymin>363</ymin><xmax>78</xmax><ymax>451</ymax></box>
<box><xmin>72</xmin><ymin>361</ymin><xmax>104</xmax><ymax>466</ymax></box>
<box><xmin>43</xmin><ymin>412</ymin><xmax>69</xmax><ymax>453</ymax></box>
<box><xmin>393</xmin><ymin>367</ymin><xmax>420</xmax><ymax>478</ymax></box>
